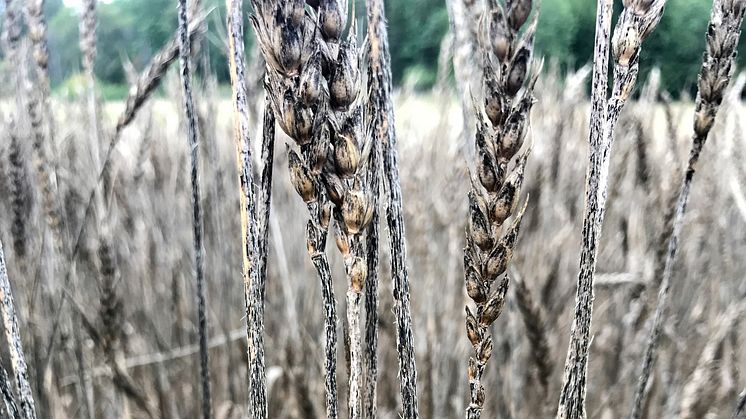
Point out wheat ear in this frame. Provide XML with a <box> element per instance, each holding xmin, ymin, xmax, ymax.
<box><xmin>463</xmin><ymin>0</ymin><xmax>540</xmax><ymax>417</ymax></box>
<box><xmin>0</xmin><ymin>239</ymin><xmax>37</xmax><ymax>419</ymax></box>
<box><xmin>629</xmin><ymin>2</ymin><xmax>745</xmax><ymax>417</ymax></box>
<box><xmin>557</xmin><ymin>1</ymin><xmax>665</xmax><ymax>417</ymax></box>
<box><xmin>177</xmin><ymin>0</ymin><xmax>212</xmax><ymax>417</ymax></box>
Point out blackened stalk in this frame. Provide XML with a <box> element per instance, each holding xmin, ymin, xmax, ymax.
<box><xmin>177</xmin><ymin>0</ymin><xmax>211</xmax><ymax>417</ymax></box>
<box><xmin>556</xmin><ymin>1</ymin><xmax>612</xmax><ymax>417</ymax></box>
<box><xmin>363</xmin><ymin>0</ymin><xmax>386</xmax><ymax>416</ymax></box>
<box><xmin>373</xmin><ymin>0</ymin><xmax>419</xmax><ymax>413</ymax></box>
<box><xmin>258</xmin><ymin>98</ymin><xmax>275</xmax><ymax>294</ymax></box>
<box><xmin>226</xmin><ymin>0</ymin><xmax>267</xmax><ymax>416</ymax></box>
<box><xmin>0</xmin><ymin>239</ymin><xmax>36</xmax><ymax>419</ymax></box>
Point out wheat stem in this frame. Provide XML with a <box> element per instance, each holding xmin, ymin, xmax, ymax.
<box><xmin>0</xmin><ymin>239</ymin><xmax>37</xmax><ymax>419</ymax></box>
<box><xmin>371</xmin><ymin>0</ymin><xmax>420</xmax><ymax>412</ymax></box>
<box><xmin>733</xmin><ymin>389</ymin><xmax>746</xmax><ymax>419</ymax></box>
<box><xmin>226</xmin><ymin>0</ymin><xmax>267</xmax><ymax>415</ymax></box>
<box><xmin>557</xmin><ymin>1</ymin><xmax>665</xmax><ymax>416</ymax></box>
<box><xmin>556</xmin><ymin>2</ymin><xmax>612</xmax><ymax>417</ymax></box>
<box><xmin>177</xmin><ymin>1</ymin><xmax>211</xmax><ymax>417</ymax></box>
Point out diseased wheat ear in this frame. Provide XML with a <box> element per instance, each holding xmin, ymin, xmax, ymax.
<box><xmin>464</xmin><ymin>1</ymin><xmax>539</xmax><ymax>418</ymax></box>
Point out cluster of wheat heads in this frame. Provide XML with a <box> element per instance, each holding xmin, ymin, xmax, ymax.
<box><xmin>248</xmin><ymin>0</ymin><xmax>418</xmax><ymax>418</ymax></box>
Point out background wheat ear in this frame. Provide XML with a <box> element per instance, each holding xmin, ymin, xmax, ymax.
<box><xmin>629</xmin><ymin>1</ymin><xmax>746</xmax><ymax>417</ymax></box>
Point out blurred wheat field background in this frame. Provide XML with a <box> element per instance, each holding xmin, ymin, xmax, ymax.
<box><xmin>1</xmin><ymin>0</ymin><xmax>746</xmax><ymax>418</ymax></box>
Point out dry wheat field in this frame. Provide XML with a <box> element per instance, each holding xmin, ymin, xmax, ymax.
<box><xmin>0</xmin><ymin>0</ymin><xmax>745</xmax><ymax>418</ymax></box>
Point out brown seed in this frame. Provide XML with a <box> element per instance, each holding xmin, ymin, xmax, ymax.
<box><xmin>278</xmin><ymin>25</ymin><xmax>302</xmax><ymax>75</ymax></box>
<box><xmin>466</xmin><ymin>269</ymin><xmax>488</xmax><ymax>303</ymax></box>
<box><xmin>342</xmin><ymin>189</ymin><xmax>371</xmax><ymax>234</ymax></box>
<box><xmin>300</xmin><ymin>52</ymin><xmax>326</xmax><ymax>105</ymax></box>
<box><xmin>307</xmin><ymin>125</ymin><xmax>330</xmax><ymax>175</ymax></box>
<box><xmin>468</xmin><ymin>357</ymin><xmax>478</xmax><ymax>380</ymax></box>
<box><xmin>319</xmin><ymin>0</ymin><xmax>345</xmax><ymax>41</ymax></box>
<box><xmin>480</xmin><ymin>293</ymin><xmax>506</xmax><ymax>326</ymax></box>
<box><xmin>468</xmin><ymin>191</ymin><xmax>494</xmax><ymax>251</ymax></box>
<box><xmin>508</xmin><ymin>0</ymin><xmax>532</xmax><ymax>31</ymax></box>
<box><xmin>330</xmin><ymin>35</ymin><xmax>359</xmax><ymax>109</ymax></box>
<box><xmin>500</xmin><ymin>98</ymin><xmax>533</xmax><ymax>159</ymax></box>
<box><xmin>489</xmin><ymin>7</ymin><xmax>511</xmax><ymax>62</ymax></box>
<box><xmin>477</xmin><ymin>336</ymin><xmax>493</xmax><ymax>364</ymax></box>
<box><xmin>483</xmin><ymin>244</ymin><xmax>508</xmax><ymax>282</ymax></box>
<box><xmin>477</xmin><ymin>150</ymin><xmax>501</xmax><ymax>193</ymax></box>
<box><xmin>293</xmin><ymin>105</ymin><xmax>315</xmax><ymax>145</ymax></box>
<box><xmin>612</xmin><ymin>18</ymin><xmax>641</xmax><ymax>67</ymax></box>
<box><xmin>333</xmin><ymin>131</ymin><xmax>360</xmax><ymax>178</ymax></box>
<box><xmin>288</xmin><ymin>149</ymin><xmax>317</xmax><ymax>203</ymax></box>
<box><xmin>507</xmin><ymin>47</ymin><xmax>530</xmax><ymax>96</ymax></box>
<box><xmin>323</xmin><ymin>172</ymin><xmax>346</xmax><ymax>207</ymax></box>
<box><xmin>466</xmin><ymin>307</ymin><xmax>481</xmax><ymax>347</ymax></box>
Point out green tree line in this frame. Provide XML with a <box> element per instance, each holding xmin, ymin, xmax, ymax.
<box><xmin>2</xmin><ymin>0</ymin><xmax>744</xmax><ymax>96</ymax></box>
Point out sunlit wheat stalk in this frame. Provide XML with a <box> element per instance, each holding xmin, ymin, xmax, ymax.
<box><xmin>177</xmin><ymin>0</ymin><xmax>212</xmax><ymax>417</ymax></box>
<box><xmin>557</xmin><ymin>1</ymin><xmax>665</xmax><ymax>417</ymax></box>
<box><xmin>226</xmin><ymin>0</ymin><xmax>269</xmax><ymax>415</ymax></box>
<box><xmin>629</xmin><ymin>2</ymin><xmax>745</xmax><ymax>417</ymax></box>
<box><xmin>0</xmin><ymin>239</ymin><xmax>37</xmax><ymax>419</ymax></box>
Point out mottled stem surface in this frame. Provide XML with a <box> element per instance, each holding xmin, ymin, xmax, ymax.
<box><xmin>556</xmin><ymin>1</ymin><xmax>612</xmax><ymax>417</ymax></box>
<box><xmin>226</xmin><ymin>0</ymin><xmax>267</xmax><ymax>416</ymax></box>
<box><xmin>177</xmin><ymin>1</ymin><xmax>211</xmax><ymax>417</ymax></box>
<box><xmin>0</xmin><ymin>239</ymin><xmax>37</xmax><ymax>419</ymax></box>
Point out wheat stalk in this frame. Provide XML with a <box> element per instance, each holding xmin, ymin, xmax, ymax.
<box><xmin>462</xmin><ymin>1</ymin><xmax>540</xmax><ymax>417</ymax></box>
<box><xmin>629</xmin><ymin>2</ymin><xmax>746</xmax><ymax>417</ymax></box>
<box><xmin>557</xmin><ymin>2</ymin><xmax>665</xmax><ymax>417</ymax></box>
<box><xmin>0</xmin><ymin>363</ymin><xmax>20</xmax><ymax>418</ymax></box>
<box><xmin>226</xmin><ymin>0</ymin><xmax>270</xmax><ymax>415</ymax></box>
<box><xmin>362</xmin><ymin>0</ymin><xmax>388</xmax><ymax>415</ymax></box>
<box><xmin>733</xmin><ymin>389</ymin><xmax>746</xmax><ymax>419</ymax></box>
<box><xmin>177</xmin><ymin>0</ymin><xmax>211</xmax><ymax>417</ymax></box>
<box><xmin>0</xmin><ymin>239</ymin><xmax>37</xmax><ymax>419</ymax></box>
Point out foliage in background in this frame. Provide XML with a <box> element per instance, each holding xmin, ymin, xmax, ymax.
<box><xmin>0</xmin><ymin>0</ymin><xmax>743</xmax><ymax>95</ymax></box>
